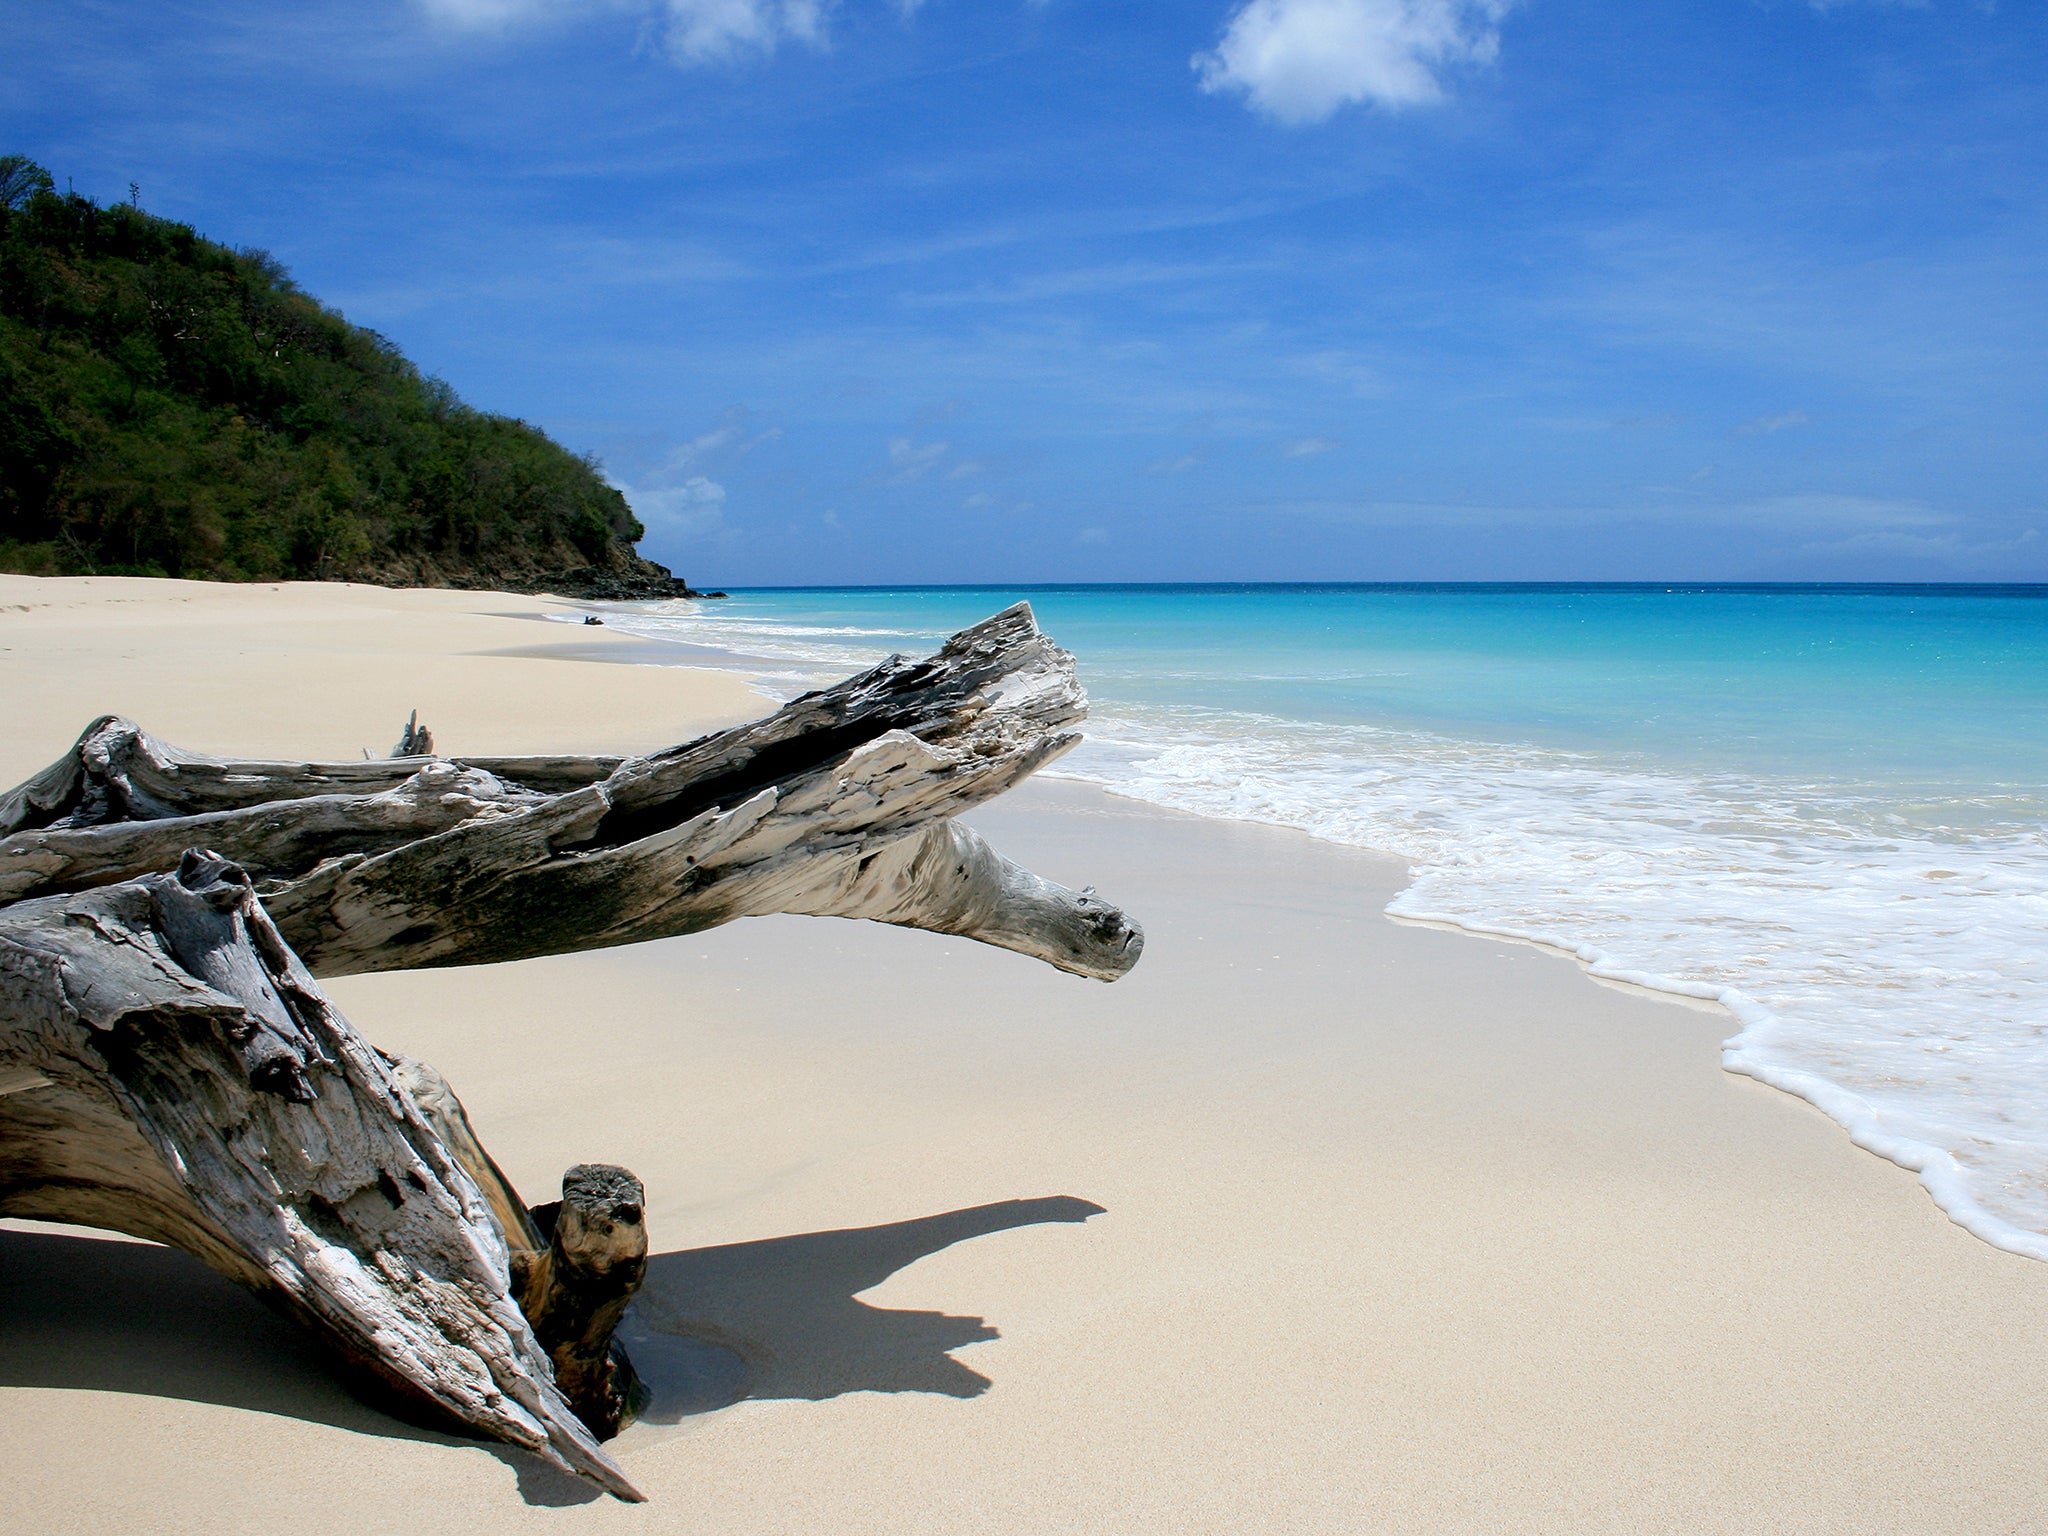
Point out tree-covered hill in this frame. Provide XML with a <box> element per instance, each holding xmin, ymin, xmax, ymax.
<box><xmin>0</xmin><ymin>157</ymin><xmax>695</xmax><ymax>595</ymax></box>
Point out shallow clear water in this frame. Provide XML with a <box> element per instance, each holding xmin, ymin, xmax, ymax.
<box><xmin>586</xmin><ymin>584</ymin><xmax>2048</xmax><ymax>1259</ymax></box>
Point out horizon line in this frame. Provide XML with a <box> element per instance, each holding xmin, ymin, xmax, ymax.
<box><xmin>710</xmin><ymin>581</ymin><xmax>2048</xmax><ymax>596</ymax></box>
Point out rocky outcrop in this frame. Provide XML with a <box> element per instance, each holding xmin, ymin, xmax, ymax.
<box><xmin>505</xmin><ymin>558</ymin><xmax>726</xmax><ymax>602</ymax></box>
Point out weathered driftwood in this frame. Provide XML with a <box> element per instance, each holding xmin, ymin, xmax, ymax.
<box><xmin>383</xmin><ymin>1061</ymin><xmax>651</xmax><ymax>1438</ymax></box>
<box><xmin>522</xmin><ymin>1165</ymin><xmax>649</xmax><ymax>1441</ymax></box>
<box><xmin>392</xmin><ymin>710</ymin><xmax>434</xmax><ymax>759</ymax></box>
<box><xmin>0</xmin><ymin>604</ymin><xmax>1144</xmax><ymax>981</ymax></box>
<box><xmin>390</xmin><ymin>1052</ymin><xmax>548</xmax><ymax>1254</ymax></box>
<box><xmin>0</xmin><ymin>604</ymin><xmax>1145</xmax><ymax>1499</ymax></box>
<box><xmin>0</xmin><ymin>717</ymin><xmax>615</xmax><ymax>832</ymax></box>
<box><xmin>0</xmin><ymin>851</ymin><xmax>642</xmax><ymax>1500</ymax></box>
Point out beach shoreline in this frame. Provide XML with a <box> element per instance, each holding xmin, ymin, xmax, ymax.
<box><xmin>6</xmin><ymin>575</ymin><xmax>2048</xmax><ymax>1533</ymax></box>
<box><xmin>598</xmin><ymin>582</ymin><xmax>2048</xmax><ymax>1271</ymax></box>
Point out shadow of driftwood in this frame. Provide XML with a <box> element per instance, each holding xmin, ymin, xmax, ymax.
<box><xmin>0</xmin><ymin>1225</ymin><xmax>600</xmax><ymax>1504</ymax></box>
<box><xmin>630</xmin><ymin>1195</ymin><xmax>1106</xmax><ymax>1408</ymax></box>
<box><xmin>0</xmin><ymin>1194</ymin><xmax>1104</xmax><ymax>1501</ymax></box>
<box><xmin>0</xmin><ymin>1225</ymin><xmax>463</xmax><ymax>1442</ymax></box>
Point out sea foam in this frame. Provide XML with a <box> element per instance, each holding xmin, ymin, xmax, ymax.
<box><xmin>1066</xmin><ymin>706</ymin><xmax>2048</xmax><ymax>1260</ymax></box>
<box><xmin>599</xmin><ymin>592</ymin><xmax>2048</xmax><ymax>1261</ymax></box>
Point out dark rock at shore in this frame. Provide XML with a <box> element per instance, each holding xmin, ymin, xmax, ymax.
<box><xmin>443</xmin><ymin>559</ymin><xmax>728</xmax><ymax>602</ymax></box>
<box><xmin>514</xmin><ymin>565</ymin><xmax>704</xmax><ymax>601</ymax></box>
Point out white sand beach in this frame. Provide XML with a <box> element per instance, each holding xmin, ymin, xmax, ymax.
<box><xmin>6</xmin><ymin>576</ymin><xmax>2048</xmax><ymax>1534</ymax></box>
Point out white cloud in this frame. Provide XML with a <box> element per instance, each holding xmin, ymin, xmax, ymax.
<box><xmin>620</xmin><ymin>472</ymin><xmax>728</xmax><ymax>533</ymax></box>
<box><xmin>663</xmin><ymin>0</ymin><xmax>831</xmax><ymax>64</ymax></box>
<box><xmin>1282</xmin><ymin>435</ymin><xmax>1341</xmax><ymax>457</ymax></box>
<box><xmin>1193</xmin><ymin>0</ymin><xmax>1511</xmax><ymax>125</ymax></box>
<box><xmin>884</xmin><ymin>436</ymin><xmax>949</xmax><ymax>482</ymax></box>
<box><xmin>604</xmin><ymin>406</ymin><xmax>776</xmax><ymax>536</ymax></box>
<box><xmin>417</xmin><ymin>0</ymin><xmax>563</xmax><ymax>25</ymax></box>
<box><xmin>1148</xmin><ymin>452</ymin><xmax>1205</xmax><ymax>475</ymax></box>
<box><xmin>416</xmin><ymin>0</ymin><xmax>836</xmax><ymax>65</ymax></box>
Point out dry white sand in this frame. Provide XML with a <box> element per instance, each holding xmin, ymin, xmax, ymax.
<box><xmin>5</xmin><ymin>576</ymin><xmax>2048</xmax><ymax>1534</ymax></box>
<box><xmin>0</xmin><ymin>574</ymin><xmax>765</xmax><ymax>759</ymax></box>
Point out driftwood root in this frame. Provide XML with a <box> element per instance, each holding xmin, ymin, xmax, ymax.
<box><xmin>522</xmin><ymin>1165</ymin><xmax>650</xmax><ymax>1441</ymax></box>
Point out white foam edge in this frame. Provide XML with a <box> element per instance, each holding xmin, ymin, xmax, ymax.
<box><xmin>582</xmin><ymin>620</ymin><xmax>2048</xmax><ymax>1265</ymax></box>
<box><xmin>1386</xmin><ymin>891</ymin><xmax>2048</xmax><ymax>1264</ymax></box>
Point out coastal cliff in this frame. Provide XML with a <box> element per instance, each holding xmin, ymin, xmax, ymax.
<box><xmin>0</xmin><ymin>157</ymin><xmax>702</xmax><ymax>597</ymax></box>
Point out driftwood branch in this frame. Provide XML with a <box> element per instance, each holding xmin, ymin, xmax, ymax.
<box><xmin>0</xmin><ymin>604</ymin><xmax>1143</xmax><ymax>980</ymax></box>
<box><xmin>392</xmin><ymin>710</ymin><xmax>434</xmax><ymax>759</ymax></box>
<box><xmin>0</xmin><ymin>605</ymin><xmax>1144</xmax><ymax>1499</ymax></box>
<box><xmin>0</xmin><ymin>852</ymin><xmax>642</xmax><ymax>1500</ymax></box>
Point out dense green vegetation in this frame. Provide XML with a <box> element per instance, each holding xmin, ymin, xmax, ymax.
<box><xmin>0</xmin><ymin>156</ymin><xmax>667</xmax><ymax>587</ymax></box>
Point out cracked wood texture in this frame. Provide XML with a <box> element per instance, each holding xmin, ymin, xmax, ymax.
<box><xmin>0</xmin><ymin>851</ymin><xmax>642</xmax><ymax>1500</ymax></box>
<box><xmin>0</xmin><ymin>603</ymin><xmax>1143</xmax><ymax>981</ymax></box>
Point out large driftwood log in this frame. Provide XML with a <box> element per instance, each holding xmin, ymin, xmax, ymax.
<box><xmin>0</xmin><ymin>851</ymin><xmax>642</xmax><ymax>1500</ymax></box>
<box><xmin>0</xmin><ymin>604</ymin><xmax>1143</xmax><ymax>981</ymax></box>
<box><xmin>0</xmin><ymin>605</ymin><xmax>1144</xmax><ymax>1500</ymax></box>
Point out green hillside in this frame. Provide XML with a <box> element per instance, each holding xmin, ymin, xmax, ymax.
<box><xmin>0</xmin><ymin>156</ymin><xmax>692</xmax><ymax>594</ymax></box>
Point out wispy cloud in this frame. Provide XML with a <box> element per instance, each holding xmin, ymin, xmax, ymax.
<box><xmin>663</xmin><ymin>406</ymin><xmax>783</xmax><ymax>464</ymax></box>
<box><xmin>1787</xmin><ymin>524</ymin><xmax>2041</xmax><ymax>579</ymax></box>
<box><xmin>416</xmin><ymin>0</ymin><xmax>838</xmax><ymax>65</ymax></box>
<box><xmin>1282</xmin><ymin>435</ymin><xmax>1341</xmax><ymax>457</ymax></box>
<box><xmin>1193</xmin><ymin>0</ymin><xmax>1512</xmax><ymax>125</ymax></box>
<box><xmin>1148</xmin><ymin>451</ymin><xmax>1205</xmax><ymax>474</ymax></box>
<box><xmin>604</xmin><ymin>405</ymin><xmax>777</xmax><ymax>536</ymax></box>
<box><xmin>1568</xmin><ymin>220</ymin><xmax>2048</xmax><ymax>402</ymax></box>
<box><xmin>882</xmin><ymin>435</ymin><xmax>949</xmax><ymax>482</ymax></box>
<box><xmin>615</xmin><ymin>469</ymin><xmax>729</xmax><ymax>533</ymax></box>
<box><xmin>899</xmin><ymin>257</ymin><xmax>1281</xmax><ymax>308</ymax></box>
<box><xmin>413</xmin><ymin>0</ymin><xmax>563</xmax><ymax>28</ymax></box>
<box><xmin>664</xmin><ymin>0</ymin><xmax>832</xmax><ymax>65</ymax></box>
<box><xmin>1734</xmin><ymin>409</ymin><xmax>1810</xmax><ymax>436</ymax></box>
<box><xmin>1285</xmin><ymin>349</ymin><xmax>1390</xmax><ymax>397</ymax></box>
<box><xmin>1257</xmin><ymin>491</ymin><xmax>1958</xmax><ymax>532</ymax></box>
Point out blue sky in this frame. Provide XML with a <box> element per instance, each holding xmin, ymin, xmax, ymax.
<box><xmin>6</xmin><ymin>0</ymin><xmax>2044</xmax><ymax>584</ymax></box>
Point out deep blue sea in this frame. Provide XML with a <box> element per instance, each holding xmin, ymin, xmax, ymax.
<box><xmin>582</xmin><ymin>584</ymin><xmax>2048</xmax><ymax>1258</ymax></box>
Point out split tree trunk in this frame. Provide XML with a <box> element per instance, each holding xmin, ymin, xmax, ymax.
<box><xmin>0</xmin><ymin>603</ymin><xmax>1143</xmax><ymax>981</ymax></box>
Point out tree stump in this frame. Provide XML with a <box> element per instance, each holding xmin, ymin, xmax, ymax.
<box><xmin>523</xmin><ymin>1165</ymin><xmax>650</xmax><ymax>1441</ymax></box>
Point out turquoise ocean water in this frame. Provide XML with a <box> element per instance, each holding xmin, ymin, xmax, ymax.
<box><xmin>585</xmin><ymin>584</ymin><xmax>2048</xmax><ymax>1258</ymax></box>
